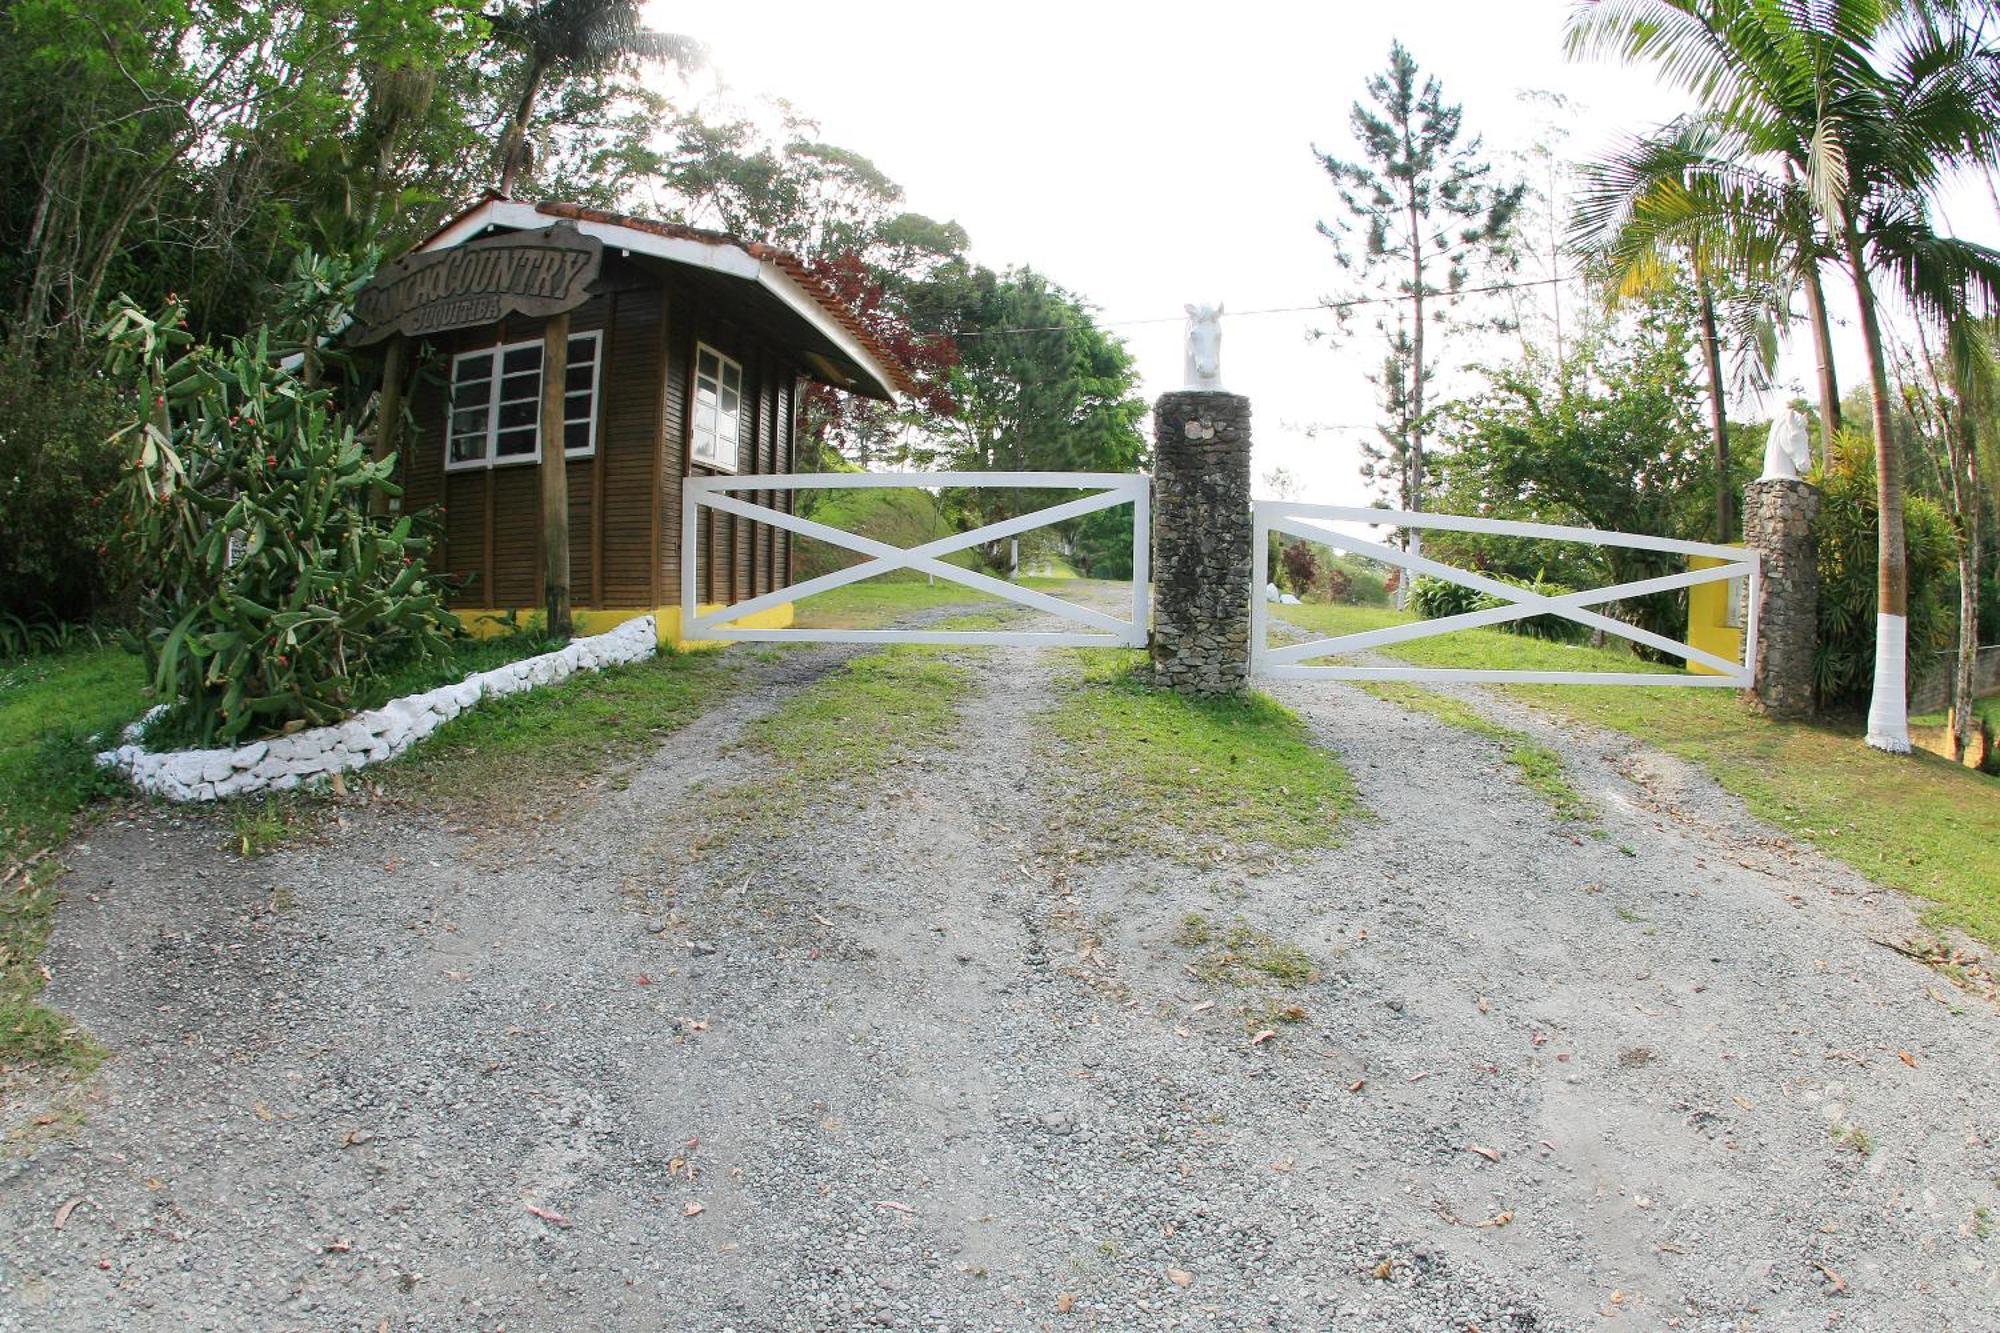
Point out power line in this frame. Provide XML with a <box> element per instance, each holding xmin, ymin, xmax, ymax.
<box><xmin>948</xmin><ymin>272</ymin><xmax>1588</xmax><ymax>339</ymax></box>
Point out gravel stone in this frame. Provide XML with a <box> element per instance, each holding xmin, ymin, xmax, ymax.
<box><xmin>5</xmin><ymin>584</ymin><xmax>1995</xmax><ymax>1331</ymax></box>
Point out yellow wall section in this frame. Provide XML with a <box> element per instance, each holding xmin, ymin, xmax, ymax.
<box><xmin>1686</xmin><ymin>551</ymin><xmax>1745</xmax><ymax>677</ymax></box>
<box><xmin>449</xmin><ymin>602</ymin><xmax>795</xmax><ymax>651</ymax></box>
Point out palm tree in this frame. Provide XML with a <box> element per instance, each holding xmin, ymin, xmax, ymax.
<box><xmin>486</xmin><ymin>0</ymin><xmax>703</xmax><ymax>198</ymax></box>
<box><xmin>1571</xmin><ymin>118</ymin><xmax>1841</xmax><ymax>458</ymax></box>
<box><xmin>1571</xmin><ymin>118</ymin><xmax>1816</xmax><ymax>541</ymax></box>
<box><xmin>1567</xmin><ymin>0</ymin><xmax>2000</xmax><ymax>752</ymax></box>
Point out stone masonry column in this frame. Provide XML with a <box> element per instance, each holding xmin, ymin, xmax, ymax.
<box><xmin>1150</xmin><ymin>391</ymin><xmax>1252</xmax><ymax>696</ymax></box>
<box><xmin>1742</xmin><ymin>477</ymin><xmax>1821</xmax><ymax>719</ymax></box>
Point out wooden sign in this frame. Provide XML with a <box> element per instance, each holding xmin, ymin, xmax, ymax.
<box><xmin>350</xmin><ymin>222</ymin><xmax>602</xmax><ymax>344</ymax></box>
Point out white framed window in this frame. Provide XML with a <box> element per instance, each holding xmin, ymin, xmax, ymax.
<box><xmin>445</xmin><ymin>331</ymin><xmax>600</xmax><ymax>470</ymax></box>
<box><xmin>690</xmin><ymin>343</ymin><xmax>744</xmax><ymax>471</ymax></box>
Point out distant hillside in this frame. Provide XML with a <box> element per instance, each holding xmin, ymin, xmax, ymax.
<box><xmin>792</xmin><ymin>487</ymin><xmax>983</xmax><ymax>582</ymax></box>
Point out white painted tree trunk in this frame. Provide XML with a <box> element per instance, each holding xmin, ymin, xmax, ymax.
<box><xmin>1864</xmin><ymin>613</ymin><xmax>1912</xmax><ymax>753</ymax></box>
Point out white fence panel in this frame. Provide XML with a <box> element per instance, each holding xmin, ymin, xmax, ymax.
<box><xmin>683</xmin><ymin>472</ymin><xmax>1149</xmax><ymax>647</ymax></box>
<box><xmin>1253</xmin><ymin>502</ymin><xmax>1759</xmax><ymax>687</ymax></box>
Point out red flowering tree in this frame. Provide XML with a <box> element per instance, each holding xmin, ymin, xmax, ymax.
<box><xmin>797</xmin><ymin>250</ymin><xmax>961</xmax><ymax>471</ymax></box>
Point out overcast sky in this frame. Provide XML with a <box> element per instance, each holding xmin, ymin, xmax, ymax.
<box><xmin>649</xmin><ymin>0</ymin><xmax>1996</xmax><ymax>505</ymax></box>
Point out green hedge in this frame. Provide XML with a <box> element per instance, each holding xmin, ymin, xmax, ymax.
<box><xmin>1409</xmin><ymin>572</ymin><xmax>1588</xmax><ymax>643</ymax></box>
<box><xmin>1812</xmin><ymin>432</ymin><xmax>1957</xmax><ymax>712</ymax></box>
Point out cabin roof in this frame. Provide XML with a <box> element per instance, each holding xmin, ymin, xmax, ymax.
<box><xmin>410</xmin><ymin>194</ymin><xmax>913</xmax><ymax>401</ymax></box>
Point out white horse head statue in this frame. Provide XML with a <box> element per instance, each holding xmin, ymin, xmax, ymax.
<box><xmin>1761</xmin><ymin>406</ymin><xmax>1812</xmax><ymax>481</ymax></box>
<box><xmin>1184</xmin><ymin>303</ymin><xmax>1224</xmax><ymax>391</ymax></box>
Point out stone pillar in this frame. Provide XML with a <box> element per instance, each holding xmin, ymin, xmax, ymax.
<box><xmin>1742</xmin><ymin>477</ymin><xmax>1821</xmax><ymax>719</ymax></box>
<box><xmin>1150</xmin><ymin>391</ymin><xmax>1252</xmax><ymax>696</ymax></box>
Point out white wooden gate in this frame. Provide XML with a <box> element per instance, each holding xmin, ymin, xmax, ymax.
<box><xmin>682</xmin><ymin>472</ymin><xmax>1149</xmax><ymax>647</ymax></box>
<box><xmin>1254</xmin><ymin>503</ymin><xmax>1759</xmax><ymax>687</ymax></box>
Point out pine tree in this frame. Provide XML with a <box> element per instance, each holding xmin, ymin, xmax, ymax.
<box><xmin>1315</xmin><ymin>42</ymin><xmax>1522</xmax><ymax>523</ymax></box>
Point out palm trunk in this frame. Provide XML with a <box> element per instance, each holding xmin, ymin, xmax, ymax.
<box><xmin>497</xmin><ymin>61</ymin><xmax>547</xmax><ymax>198</ymax></box>
<box><xmin>1845</xmin><ymin>224</ymin><xmax>1911</xmax><ymax>753</ymax></box>
<box><xmin>1947</xmin><ymin>363</ymin><xmax>1981</xmax><ymax>764</ymax></box>
<box><xmin>1800</xmin><ymin>256</ymin><xmax>1842</xmax><ymax>445</ymax></box>
<box><xmin>1695</xmin><ymin>266</ymin><xmax>1731</xmax><ymax>541</ymax></box>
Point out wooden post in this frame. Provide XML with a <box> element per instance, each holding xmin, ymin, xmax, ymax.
<box><xmin>539</xmin><ymin>313</ymin><xmax>573</xmax><ymax>637</ymax></box>
<box><xmin>370</xmin><ymin>333</ymin><xmax>406</xmax><ymax>517</ymax></box>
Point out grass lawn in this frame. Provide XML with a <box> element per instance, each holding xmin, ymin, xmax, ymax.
<box><xmin>0</xmin><ymin>633</ymin><xmax>735</xmax><ymax>1067</ymax></box>
<box><xmin>384</xmin><ymin>649</ymin><xmax>737</xmax><ymax>812</ymax></box>
<box><xmin>1911</xmin><ymin>695</ymin><xmax>2000</xmax><ymax>731</ymax></box>
<box><xmin>703</xmin><ymin>647</ymin><xmax>975</xmax><ymax>835</ymax></box>
<box><xmin>1273</xmin><ymin>602</ymin><xmax>2000</xmax><ymax>946</ymax></box>
<box><xmin>1041</xmin><ymin>650</ymin><xmax>1356</xmax><ymax>864</ymax></box>
<box><xmin>792</xmin><ymin>577</ymin><xmax>1010</xmax><ymax>629</ymax></box>
<box><xmin>2</xmin><ymin>646</ymin><xmax>149</xmax><ymax>1071</ymax></box>
<box><xmin>790</xmin><ymin>573</ymin><xmax>1118</xmax><ymax>630</ymax></box>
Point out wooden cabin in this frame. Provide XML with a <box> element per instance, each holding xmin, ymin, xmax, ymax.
<box><xmin>353</xmin><ymin>196</ymin><xmax>912</xmax><ymax>643</ymax></box>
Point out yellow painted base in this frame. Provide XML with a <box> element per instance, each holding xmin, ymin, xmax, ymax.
<box><xmin>1686</xmin><ymin>551</ymin><xmax>1746</xmax><ymax>677</ymax></box>
<box><xmin>1911</xmin><ymin>715</ymin><xmax>1995</xmax><ymax>770</ymax></box>
<box><xmin>448</xmin><ymin>602</ymin><xmax>795</xmax><ymax>651</ymax></box>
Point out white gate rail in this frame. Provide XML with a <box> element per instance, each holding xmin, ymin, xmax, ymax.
<box><xmin>1254</xmin><ymin>503</ymin><xmax>1759</xmax><ymax>687</ymax></box>
<box><xmin>683</xmin><ymin>472</ymin><xmax>1149</xmax><ymax>647</ymax></box>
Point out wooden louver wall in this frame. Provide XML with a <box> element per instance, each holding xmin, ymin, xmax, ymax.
<box><xmin>403</xmin><ymin>257</ymin><xmax>801</xmax><ymax>618</ymax></box>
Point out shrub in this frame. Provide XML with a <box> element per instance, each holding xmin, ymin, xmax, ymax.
<box><xmin>1323</xmin><ymin>565</ymin><xmax>1352</xmax><ymax>604</ymax></box>
<box><xmin>0</xmin><ymin>346</ymin><xmax>130</xmax><ymax>624</ymax></box>
<box><xmin>1812</xmin><ymin>432</ymin><xmax>1957</xmax><ymax>712</ymax></box>
<box><xmin>1410</xmin><ymin>572</ymin><xmax>1588</xmax><ymax>642</ymax></box>
<box><xmin>1332</xmin><ymin>559</ymin><xmax>1391</xmax><ymax>606</ymax></box>
<box><xmin>1280</xmin><ymin>541</ymin><xmax>1321</xmax><ymax>597</ymax></box>
<box><xmin>100</xmin><ymin>264</ymin><xmax>457</xmax><ymax>746</ymax></box>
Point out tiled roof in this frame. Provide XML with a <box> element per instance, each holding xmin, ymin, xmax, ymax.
<box><xmin>532</xmin><ymin>202</ymin><xmax>918</xmax><ymax>397</ymax></box>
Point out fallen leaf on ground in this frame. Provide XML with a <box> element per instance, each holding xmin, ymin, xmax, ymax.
<box><xmin>1407</xmin><ymin>1070</ymin><xmax>1432</xmax><ymax>1083</ymax></box>
<box><xmin>1371</xmin><ymin>1259</ymin><xmax>1393</xmax><ymax>1280</ymax></box>
<box><xmin>1166</xmin><ymin>1267</ymin><xmax>1193</xmax><ymax>1287</ymax></box>
<box><xmin>524</xmin><ymin>1203</ymin><xmax>571</xmax><ymax>1228</ymax></box>
<box><xmin>1897</xmin><ymin>1050</ymin><xmax>1917</xmax><ymax>1068</ymax></box>
<box><xmin>635</xmin><ymin>974</ymin><xmax>655</xmax><ymax>986</ymax></box>
<box><xmin>1466</xmin><ymin>1144</ymin><xmax>1501</xmax><ymax>1163</ymax></box>
<box><xmin>1270</xmin><ymin>1156</ymin><xmax>1295</xmax><ymax>1173</ymax></box>
<box><xmin>324</xmin><ymin>1237</ymin><xmax>352</xmax><ymax>1253</ymax></box>
<box><xmin>1476</xmin><ymin>996</ymin><xmax>1490</xmax><ymax>1014</ymax></box>
<box><xmin>1349</xmin><ymin>1079</ymin><xmax>1366</xmax><ymax>1093</ymax></box>
<box><xmin>52</xmin><ymin>1198</ymin><xmax>83</xmax><ymax>1230</ymax></box>
<box><xmin>1814</xmin><ymin>1262</ymin><xmax>1847</xmax><ymax>1294</ymax></box>
<box><xmin>682</xmin><ymin>1201</ymin><xmax>705</xmax><ymax>1217</ymax></box>
<box><xmin>1189</xmin><ymin>1000</ymin><xmax>1215</xmax><ymax>1014</ymax></box>
<box><xmin>1476</xmin><ymin>1210</ymin><xmax>1513</xmax><ymax>1228</ymax></box>
<box><xmin>253</xmin><ymin>1101</ymin><xmax>274</xmax><ymax>1122</ymax></box>
<box><xmin>1249</xmin><ymin>1029</ymin><xmax>1276</xmax><ymax>1046</ymax></box>
<box><xmin>873</xmin><ymin>1200</ymin><xmax>916</xmax><ymax>1213</ymax></box>
<box><xmin>1055</xmin><ymin>1291</ymin><xmax>1075</xmax><ymax>1314</ymax></box>
<box><xmin>1732</xmin><ymin>1095</ymin><xmax>1756</xmax><ymax>1111</ymax></box>
<box><xmin>1530</xmin><ymin>1031</ymin><xmax>1548</xmax><ymax>1047</ymax></box>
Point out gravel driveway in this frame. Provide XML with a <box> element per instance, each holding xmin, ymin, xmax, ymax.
<box><xmin>3</xmin><ymin>594</ymin><xmax>1996</xmax><ymax>1331</ymax></box>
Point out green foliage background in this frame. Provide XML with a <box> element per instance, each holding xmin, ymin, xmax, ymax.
<box><xmin>0</xmin><ymin>348</ymin><xmax>128</xmax><ymax>622</ymax></box>
<box><xmin>1812</xmin><ymin>432</ymin><xmax>1957</xmax><ymax>712</ymax></box>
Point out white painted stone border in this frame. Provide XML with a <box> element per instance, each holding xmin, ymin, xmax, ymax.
<box><xmin>95</xmin><ymin>615</ymin><xmax>658</xmax><ymax>803</ymax></box>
